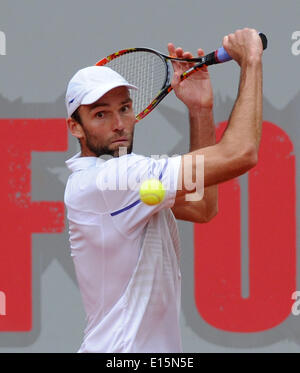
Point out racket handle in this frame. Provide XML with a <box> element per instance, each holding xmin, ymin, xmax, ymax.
<box><xmin>206</xmin><ymin>32</ymin><xmax>268</xmax><ymax>65</ymax></box>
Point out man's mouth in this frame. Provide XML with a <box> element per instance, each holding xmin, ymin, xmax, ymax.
<box><xmin>112</xmin><ymin>137</ymin><xmax>128</xmax><ymax>143</ymax></box>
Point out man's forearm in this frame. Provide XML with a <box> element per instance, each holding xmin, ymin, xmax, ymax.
<box><xmin>189</xmin><ymin>107</ymin><xmax>218</xmax><ymax>219</ymax></box>
<box><xmin>189</xmin><ymin>108</ymin><xmax>216</xmax><ymax>151</ymax></box>
<box><xmin>221</xmin><ymin>60</ymin><xmax>263</xmax><ymax>154</ymax></box>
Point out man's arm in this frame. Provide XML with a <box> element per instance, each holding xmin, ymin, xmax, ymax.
<box><xmin>168</xmin><ymin>45</ymin><xmax>218</xmax><ymax>223</ymax></box>
<box><xmin>175</xmin><ymin>28</ymin><xmax>263</xmax><ymax>199</ymax></box>
<box><xmin>172</xmin><ymin>108</ymin><xmax>218</xmax><ymax>223</ymax></box>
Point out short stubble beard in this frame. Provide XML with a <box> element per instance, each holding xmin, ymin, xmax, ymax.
<box><xmin>84</xmin><ymin>128</ymin><xmax>134</xmax><ymax>158</ymax></box>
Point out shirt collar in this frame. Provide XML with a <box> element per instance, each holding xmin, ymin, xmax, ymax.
<box><xmin>65</xmin><ymin>152</ymin><xmax>105</xmax><ymax>172</ymax></box>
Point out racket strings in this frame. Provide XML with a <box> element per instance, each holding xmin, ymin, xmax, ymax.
<box><xmin>105</xmin><ymin>52</ymin><xmax>168</xmax><ymax>116</ymax></box>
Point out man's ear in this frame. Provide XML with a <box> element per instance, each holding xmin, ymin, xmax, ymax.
<box><xmin>66</xmin><ymin>117</ymin><xmax>85</xmax><ymax>140</ymax></box>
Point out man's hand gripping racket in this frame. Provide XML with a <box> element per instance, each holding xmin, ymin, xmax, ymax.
<box><xmin>95</xmin><ymin>31</ymin><xmax>267</xmax><ymax>121</ymax></box>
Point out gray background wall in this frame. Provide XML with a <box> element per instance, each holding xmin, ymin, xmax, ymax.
<box><xmin>0</xmin><ymin>0</ymin><xmax>299</xmax><ymax>352</ymax></box>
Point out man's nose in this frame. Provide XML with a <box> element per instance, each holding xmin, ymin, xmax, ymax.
<box><xmin>112</xmin><ymin>113</ymin><xmax>125</xmax><ymax>131</ymax></box>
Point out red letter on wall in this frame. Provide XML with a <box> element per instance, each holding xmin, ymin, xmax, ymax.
<box><xmin>0</xmin><ymin>119</ymin><xmax>67</xmax><ymax>331</ymax></box>
<box><xmin>194</xmin><ymin>121</ymin><xmax>296</xmax><ymax>332</ymax></box>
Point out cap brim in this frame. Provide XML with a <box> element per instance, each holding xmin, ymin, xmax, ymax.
<box><xmin>81</xmin><ymin>83</ymin><xmax>138</xmax><ymax>106</ymax></box>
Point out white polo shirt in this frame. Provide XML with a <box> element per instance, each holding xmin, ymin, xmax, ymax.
<box><xmin>64</xmin><ymin>152</ymin><xmax>182</xmax><ymax>353</ymax></box>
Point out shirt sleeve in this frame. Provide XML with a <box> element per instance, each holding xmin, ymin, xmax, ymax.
<box><xmin>96</xmin><ymin>153</ymin><xmax>181</xmax><ymax>239</ymax></box>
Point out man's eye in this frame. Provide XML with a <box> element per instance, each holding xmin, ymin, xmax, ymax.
<box><xmin>96</xmin><ymin>112</ymin><xmax>104</xmax><ymax>118</ymax></box>
<box><xmin>121</xmin><ymin>105</ymin><xmax>130</xmax><ymax>112</ymax></box>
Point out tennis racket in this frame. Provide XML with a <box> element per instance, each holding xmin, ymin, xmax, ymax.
<box><xmin>96</xmin><ymin>33</ymin><xmax>267</xmax><ymax>121</ymax></box>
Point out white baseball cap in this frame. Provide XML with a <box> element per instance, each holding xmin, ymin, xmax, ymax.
<box><xmin>65</xmin><ymin>66</ymin><xmax>138</xmax><ymax>117</ymax></box>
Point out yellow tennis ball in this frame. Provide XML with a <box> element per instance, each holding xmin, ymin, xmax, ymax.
<box><xmin>139</xmin><ymin>178</ymin><xmax>166</xmax><ymax>206</ymax></box>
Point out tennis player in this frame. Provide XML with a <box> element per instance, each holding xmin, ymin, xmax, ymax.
<box><xmin>64</xmin><ymin>28</ymin><xmax>263</xmax><ymax>352</ymax></box>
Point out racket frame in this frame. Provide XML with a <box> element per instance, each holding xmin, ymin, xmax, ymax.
<box><xmin>95</xmin><ymin>47</ymin><xmax>208</xmax><ymax>121</ymax></box>
<box><xmin>94</xmin><ymin>32</ymin><xmax>267</xmax><ymax>121</ymax></box>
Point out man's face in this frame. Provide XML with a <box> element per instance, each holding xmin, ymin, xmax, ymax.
<box><xmin>76</xmin><ymin>86</ymin><xmax>136</xmax><ymax>157</ymax></box>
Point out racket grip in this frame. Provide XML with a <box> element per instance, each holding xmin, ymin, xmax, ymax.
<box><xmin>206</xmin><ymin>32</ymin><xmax>268</xmax><ymax>65</ymax></box>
